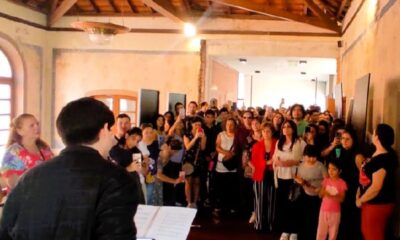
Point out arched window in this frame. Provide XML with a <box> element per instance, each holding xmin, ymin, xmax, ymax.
<box><xmin>0</xmin><ymin>50</ymin><xmax>13</xmax><ymax>157</ymax></box>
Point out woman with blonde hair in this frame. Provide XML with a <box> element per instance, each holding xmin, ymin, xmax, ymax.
<box><xmin>1</xmin><ymin>114</ymin><xmax>53</xmax><ymax>189</ymax></box>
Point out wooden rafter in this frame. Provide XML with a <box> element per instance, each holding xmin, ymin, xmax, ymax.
<box><xmin>303</xmin><ymin>0</ymin><xmax>340</xmax><ymax>32</ymax></box>
<box><xmin>337</xmin><ymin>0</ymin><xmax>350</xmax><ymax>19</ymax></box>
<box><xmin>141</xmin><ymin>0</ymin><xmax>188</xmax><ymax>23</ymax></box>
<box><xmin>126</xmin><ymin>0</ymin><xmax>138</xmax><ymax>13</ymax></box>
<box><xmin>314</xmin><ymin>0</ymin><xmax>335</xmax><ymax>17</ymax></box>
<box><xmin>49</xmin><ymin>0</ymin><xmax>59</xmax><ymax>13</ymax></box>
<box><xmin>89</xmin><ymin>0</ymin><xmax>100</xmax><ymax>13</ymax></box>
<box><xmin>109</xmin><ymin>0</ymin><xmax>120</xmax><ymax>12</ymax></box>
<box><xmin>48</xmin><ymin>0</ymin><xmax>77</xmax><ymax>26</ymax></box>
<box><xmin>209</xmin><ymin>0</ymin><xmax>340</xmax><ymax>32</ymax></box>
<box><xmin>182</xmin><ymin>0</ymin><xmax>192</xmax><ymax>14</ymax></box>
<box><xmin>283</xmin><ymin>0</ymin><xmax>289</xmax><ymax>11</ymax></box>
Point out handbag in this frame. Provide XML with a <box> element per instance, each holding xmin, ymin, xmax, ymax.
<box><xmin>222</xmin><ymin>144</ymin><xmax>239</xmax><ymax>171</ymax></box>
<box><xmin>244</xmin><ymin>164</ymin><xmax>254</xmax><ymax>178</ymax></box>
<box><xmin>288</xmin><ymin>167</ymin><xmax>301</xmax><ymax>202</ymax></box>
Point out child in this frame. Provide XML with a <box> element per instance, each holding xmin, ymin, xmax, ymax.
<box><xmin>316</xmin><ymin>160</ymin><xmax>347</xmax><ymax>240</ymax></box>
<box><xmin>294</xmin><ymin>145</ymin><xmax>327</xmax><ymax>240</ymax></box>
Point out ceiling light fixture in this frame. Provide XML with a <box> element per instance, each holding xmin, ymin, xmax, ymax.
<box><xmin>183</xmin><ymin>23</ymin><xmax>197</xmax><ymax>38</ymax></box>
<box><xmin>239</xmin><ymin>58</ymin><xmax>247</xmax><ymax>64</ymax></box>
<box><xmin>255</xmin><ymin>70</ymin><xmax>261</xmax><ymax>74</ymax></box>
<box><xmin>71</xmin><ymin>21</ymin><xmax>130</xmax><ymax>45</ymax></box>
<box><xmin>299</xmin><ymin>60</ymin><xmax>307</xmax><ymax>65</ymax></box>
<box><xmin>301</xmin><ymin>72</ymin><xmax>307</xmax><ymax>75</ymax></box>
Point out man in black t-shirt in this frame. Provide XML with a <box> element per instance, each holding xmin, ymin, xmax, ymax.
<box><xmin>114</xmin><ymin>113</ymin><xmax>131</xmax><ymax>146</ymax></box>
<box><xmin>110</xmin><ymin>127</ymin><xmax>146</xmax><ymax>204</ymax></box>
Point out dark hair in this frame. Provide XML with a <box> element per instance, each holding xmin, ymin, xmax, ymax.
<box><xmin>342</xmin><ymin>127</ymin><xmax>358</xmax><ymax>150</ymax></box>
<box><xmin>166</xmin><ymin>137</ymin><xmax>183</xmax><ymax>150</ymax></box>
<box><xmin>188</xmin><ymin>101</ymin><xmax>198</xmax><ymax>107</ymax></box>
<box><xmin>328</xmin><ymin>159</ymin><xmax>342</xmax><ymax>172</ymax></box>
<box><xmin>126</xmin><ymin>127</ymin><xmax>142</xmax><ymax>137</ymax></box>
<box><xmin>154</xmin><ymin>114</ymin><xmax>165</xmax><ymax>131</ymax></box>
<box><xmin>200</xmin><ymin>101</ymin><xmax>208</xmax><ymax>107</ymax></box>
<box><xmin>278</xmin><ymin>120</ymin><xmax>298</xmax><ymax>151</ymax></box>
<box><xmin>243</xmin><ymin>110</ymin><xmax>254</xmax><ymax>118</ymax></box>
<box><xmin>117</xmin><ymin>113</ymin><xmax>130</xmax><ymax>121</ymax></box>
<box><xmin>56</xmin><ymin>97</ymin><xmax>115</xmax><ymax>146</ymax></box>
<box><xmin>219</xmin><ymin>107</ymin><xmax>228</xmax><ymax>114</ymax></box>
<box><xmin>290</xmin><ymin>104</ymin><xmax>306</xmax><ymax>119</ymax></box>
<box><xmin>164</xmin><ymin>111</ymin><xmax>175</xmax><ymax>126</ymax></box>
<box><xmin>205</xmin><ymin>109</ymin><xmax>216</xmax><ymax>117</ymax></box>
<box><xmin>375</xmin><ymin>124</ymin><xmax>395</xmax><ymax>152</ymax></box>
<box><xmin>174</xmin><ymin>102</ymin><xmax>183</xmax><ymax>115</ymax></box>
<box><xmin>303</xmin><ymin>144</ymin><xmax>319</xmax><ymax>157</ymax></box>
<box><xmin>191</xmin><ymin>116</ymin><xmax>203</xmax><ymax>125</ymax></box>
<box><xmin>140</xmin><ymin>123</ymin><xmax>153</xmax><ymax>130</ymax></box>
<box><xmin>305</xmin><ymin>123</ymin><xmax>317</xmax><ymax>133</ymax></box>
<box><xmin>224</xmin><ymin>117</ymin><xmax>237</xmax><ymax>130</ymax></box>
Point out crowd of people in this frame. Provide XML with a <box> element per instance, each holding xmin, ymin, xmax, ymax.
<box><xmin>0</xmin><ymin>97</ymin><xmax>398</xmax><ymax>240</ymax></box>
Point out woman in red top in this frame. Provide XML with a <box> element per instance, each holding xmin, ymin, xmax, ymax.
<box><xmin>249</xmin><ymin>122</ymin><xmax>277</xmax><ymax>231</ymax></box>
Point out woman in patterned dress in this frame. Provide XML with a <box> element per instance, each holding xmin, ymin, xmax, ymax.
<box><xmin>1</xmin><ymin>114</ymin><xmax>53</xmax><ymax>190</ymax></box>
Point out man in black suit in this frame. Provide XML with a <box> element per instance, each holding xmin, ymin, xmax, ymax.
<box><xmin>0</xmin><ymin>97</ymin><xmax>139</xmax><ymax>240</ymax></box>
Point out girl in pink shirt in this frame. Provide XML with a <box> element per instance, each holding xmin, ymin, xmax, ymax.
<box><xmin>316</xmin><ymin>161</ymin><xmax>347</xmax><ymax>240</ymax></box>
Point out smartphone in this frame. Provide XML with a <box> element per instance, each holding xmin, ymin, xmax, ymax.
<box><xmin>179</xmin><ymin>108</ymin><xmax>186</xmax><ymax>119</ymax></box>
<box><xmin>197</xmin><ymin>127</ymin><xmax>203</xmax><ymax>133</ymax></box>
<box><xmin>132</xmin><ymin>153</ymin><xmax>142</xmax><ymax>164</ymax></box>
<box><xmin>335</xmin><ymin>131</ymin><xmax>342</xmax><ymax>139</ymax></box>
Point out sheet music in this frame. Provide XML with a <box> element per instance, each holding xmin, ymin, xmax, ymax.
<box><xmin>134</xmin><ymin>205</ymin><xmax>160</xmax><ymax>237</ymax></box>
<box><xmin>135</xmin><ymin>206</ymin><xmax>197</xmax><ymax>240</ymax></box>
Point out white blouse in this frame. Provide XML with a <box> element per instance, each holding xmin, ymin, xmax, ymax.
<box><xmin>273</xmin><ymin>139</ymin><xmax>306</xmax><ymax>180</ymax></box>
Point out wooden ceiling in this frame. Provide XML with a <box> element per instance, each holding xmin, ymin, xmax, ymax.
<box><xmin>9</xmin><ymin>0</ymin><xmax>353</xmax><ymax>33</ymax></box>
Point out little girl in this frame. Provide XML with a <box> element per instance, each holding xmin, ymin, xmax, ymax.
<box><xmin>316</xmin><ymin>160</ymin><xmax>347</xmax><ymax>240</ymax></box>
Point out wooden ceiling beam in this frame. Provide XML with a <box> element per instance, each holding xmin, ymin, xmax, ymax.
<box><xmin>48</xmin><ymin>0</ymin><xmax>77</xmax><ymax>26</ymax></box>
<box><xmin>337</xmin><ymin>0</ymin><xmax>350</xmax><ymax>19</ymax></box>
<box><xmin>89</xmin><ymin>0</ymin><xmax>101</xmax><ymax>13</ymax></box>
<box><xmin>141</xmin><ymin>0</ymin><xmax>188</xmax><ymax>23</ymax></box>
<box><xmin>314</xmin><ymin>0</ymin><xmax>335</xmax><ymax>17</ymax></box>
<box><xmin>109</xmin><ymin>0</ymin><xmax>120</xmax><ymax>12</ymax></box>
<box><xmin>126</xmin><ymin>0</ymin><xmax>138</xmax><ymax>13</ymax></box>
<box><xmin>49</xmin><ymin>0</ymin><xmax>59</xmax><ymax>13</ymax></box>
<box><xmin>182</xmin><ymin>0</ymin><xmax>192</xmax><ymax>14</ymax></box>
<box><xmin>303</xmin><ymin>0</ymin><xmax>340</xmax><ymax>32</ymax></box>
<box><xmin>209</xmin><ymin>0</ymin><xmax>340</xmax><ymax>32</ymax></box>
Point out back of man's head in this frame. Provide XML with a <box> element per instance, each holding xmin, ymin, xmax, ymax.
<box><xmin>56</xmin><ymin>97</ymin><xmax>115</xmax><ymax>146</ymax></box>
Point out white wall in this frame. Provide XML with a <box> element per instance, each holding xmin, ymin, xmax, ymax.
<box><xmin>243</xmin><ymin>74</ymin><xmax>328</xmax><ymax>110</ymax></box>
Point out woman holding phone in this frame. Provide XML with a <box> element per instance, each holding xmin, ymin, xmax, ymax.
<box><xmin>183</xmin><ymin>117</ymin><xmax>206</xmax><ymax>208</ymax></box>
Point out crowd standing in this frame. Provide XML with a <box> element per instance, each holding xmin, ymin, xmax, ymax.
<box><xmin>0</xmin><ymin>97</ymin><xmax>398</xmax><ymax>240</ymax></box>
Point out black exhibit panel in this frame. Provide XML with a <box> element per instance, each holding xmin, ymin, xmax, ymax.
<box><xmin>349</xmin><ymin>73</ymin><xmax>370</xmax><ymax>149</ymax></box>
<box><xmin>168</xmin><ymin>93</ymin><xmax>186</xmax><ymax>113</ymax></box>
<box><xmin>140</xmin><ymin>89</ymin><xmax>160</xmax><ymax>125</ymax></box>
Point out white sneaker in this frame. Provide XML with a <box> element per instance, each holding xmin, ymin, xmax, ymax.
<box><xmin>289</xmin><ymin>233</ymin><xmax>298</xmax><ymax>240</ymax></box>
<box><xmin>280</xmin><ymin>233</ymin><xmax>289</xmax><ymax>240</ymax></box>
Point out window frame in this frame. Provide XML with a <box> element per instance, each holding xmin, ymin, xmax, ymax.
<box><xmin>0</xmin><ymin>51</ymin><xmax>14</xmax><ymax>149</ymax></box>
<box><xmin>92</xmin><ymin>94</ymin><xmax>138</xmax><ymax>131</ymax></box>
